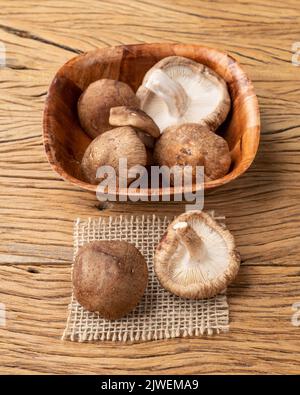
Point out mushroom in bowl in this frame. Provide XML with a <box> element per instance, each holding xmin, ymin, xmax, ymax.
<box><xmin>81</xmin><ymin>104</ymin><xmax>161</xmax><ymax>185</ymax></box>
<box><xmin>153</xmin><ymin>123</ymin><xmax>231</xmax><ymax>183</ymax></box>
<box><xmin>78</xmin><ymin>79</ymin><xmax>139</xmax><ymax>139</ymax></box>
<box><xmin>43</xmin><ymin>43</ymin><xmax>260</xmax><ymax>196</ymax></box>
<box><xmin>109</xmin><ymin>106</ymin><xmax>160</xmax><ymax>148</ymax></box>
<box><xmin>137</xmin><ymin>56</ymin><xmax>231</xmax><ymax>133</ymax></box>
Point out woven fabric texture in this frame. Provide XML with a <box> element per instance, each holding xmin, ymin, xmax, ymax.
<box><xmin>62</xmin><ymin>214</ymin><xmax>229</xmax><ymax>343</ymax></box>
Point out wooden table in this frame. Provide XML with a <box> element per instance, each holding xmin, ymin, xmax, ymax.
<box><xmin>1</xmin><ymin>0</ymin><xmax>300</xmax><ymax>375</ymax></box>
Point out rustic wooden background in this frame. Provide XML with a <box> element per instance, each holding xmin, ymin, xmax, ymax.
<box><xmin>1</xmin><ymin>0</ymin><xmax>300</xmax><ymax>374</ymax></box>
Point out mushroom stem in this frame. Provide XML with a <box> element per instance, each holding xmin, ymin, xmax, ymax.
<box><xmin>145</xmin><ymin>69</ymin><xmax>189</xmax><ymax>118</ymax></box>
<box><xmin>109</xmin><ymin>106</ymin><xmax>160</xmax><ymax>138</ymax></box>
<box><xmin>173</xmin><ymin>221</ymin><xmax>205</xmax><ymax>261</ymax></box>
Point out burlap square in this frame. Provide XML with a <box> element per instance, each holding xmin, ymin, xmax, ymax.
<box><xmin>62</xmin><ymin>213</ymin><xmax>229</xmax><ymax>342</ymax></box>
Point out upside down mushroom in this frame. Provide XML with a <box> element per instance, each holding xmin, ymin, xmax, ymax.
<box><xmin>137</xmin><ymin>56</ymin><xmax>231</xmax><ymax>133</ymax></box>
<box><xmin>154</xmin><ymin>211</ymin><xmax>240</xmax><ymax>299</ymax></box>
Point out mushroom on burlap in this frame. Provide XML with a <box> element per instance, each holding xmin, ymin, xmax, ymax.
<box><xmin>73</xmin><ymin>240</ymin><xmax>148</xmax><ymax>320</ymax></box>
<box><xmin>154</xmin><ymin>211</ymin><xmax>240</xmax><ymax>299</ymax></box>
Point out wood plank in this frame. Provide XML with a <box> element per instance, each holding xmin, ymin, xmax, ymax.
<box><xmin>0</xmin><ymin>264</ymin><xmax>300</xmax><ymax>374</ymax></box>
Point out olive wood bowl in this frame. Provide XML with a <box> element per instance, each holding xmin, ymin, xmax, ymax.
<box><xmin>43</xmin><ymin>43</ymin><xmax>260</xmax><ymax>199</ymax></box>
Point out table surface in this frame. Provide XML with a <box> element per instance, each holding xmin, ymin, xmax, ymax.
<box><xmin>1</xmin><ymin>0</ymin><xmax>300</xmax><ymax>375</ymax></box>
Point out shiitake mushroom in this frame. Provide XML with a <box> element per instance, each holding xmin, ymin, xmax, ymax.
<box><xmin>153</xmin><ymin>123</ymin><xmax>231</xmax><ymax>183</ymax></box>
<box><xmin>78</xmin><ymin>72</ymin><xmax>231</xmax><ymax>187</ymax></box>
<box><xmin>81</xmin><ymin>107</ymin><xmax>161</xmax><ymax>185</ymax></box>
<box><xmin>78</xmin><ymin>79</ymin><xmax>139</xmax><ymax>139</ymax></box>
<box><xmin>137</xmin><ymin>56</ymin><xmax>231</xmax><ymax>133</ymax></box>
<box><xmin>81</xmin><ymin>126</ymin><xmax>147</xmax><ymax>185</ymax></box>
<box><xmin>109</xmin><ymin>106</ymin><xmax>160</xmax><ymax>149</ymax></box>
<box><xmin>154</xmin><ymin>211</ymin><xmax>240</xmax><ymax>299</ymax></box>
<box><xmin>73</xmin><ymin>240</ymin><xmax>148</xmax><ymax>320</ymax></box>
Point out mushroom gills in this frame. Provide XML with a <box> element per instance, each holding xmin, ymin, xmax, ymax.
<box><xmin>154</xmin><ymin>211</ymin><xmax>240</xmax><ymax>299</ymax></box>
<box><xmin>137</xmin><ymin>56</ymin><xmax>231</xmax><ymax>133</ymax></box>
<box><xmin>81</xmin><ymin>126</ymin><xmax>147</xmax><ymax>185</ymax></box>
<box><xmin>170</xmin><ymin>221</ymin><xmax>230</xmax><ymax>285</ymax></box>
<box><xmin>144</xmin><ymin>69</ymin><xmax>189</xmax><ymax>119</ymax></box>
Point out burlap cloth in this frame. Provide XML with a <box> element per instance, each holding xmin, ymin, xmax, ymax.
<box><xmin>62</xmin><ymin>213</ymin><xmax>229</xmax><ymax>342</ymax></box>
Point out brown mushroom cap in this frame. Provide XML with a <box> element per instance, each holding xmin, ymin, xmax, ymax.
<box><xmin>153</xmin><ymin>123</ymin><xmax>231</xmax><ymax>182</ymax></box>
<box><xmin>154</xmin><ymin>211</ymin><xmax>240</xmax><ymax>299</ymax></box>
<box><xmin>81</xmin><ymin>126</ymin><xmax>147</xmax><ymax>185</ymax></box>
<box><xmin>109</xmin><ymin>106</ymin><xmax>160</xmax><ymax>138</ymax></box>
<box><xmin>73</xmin><ymin>240</ymin><xmax>148</xmax><ymax>320</ymax></box>
<box><xmin>109</xmin><ymin>106</ymin><xmax>160</xmax><ymax>149</ymax></box>
<box><xmin>78</xmin><ymin>79</ymin><xmax>139</xmax><ymax>139</ymax></box>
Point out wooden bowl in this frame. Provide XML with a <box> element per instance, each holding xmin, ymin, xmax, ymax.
<box><xmin>43</xmin><ymin>43</ymin><xmax>260</xmax><ymax>199</ymax></box>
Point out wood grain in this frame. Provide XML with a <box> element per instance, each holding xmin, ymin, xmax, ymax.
<box><xmin>0</xmin><ymin>0</ymin><xmax>300</xmax><ymax>374</ymax></box>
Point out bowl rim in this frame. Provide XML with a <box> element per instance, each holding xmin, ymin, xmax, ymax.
<box><xmin>43</xmin><ymin>42</ymin><xmax>260</xmax><ymax>197</ymax></box>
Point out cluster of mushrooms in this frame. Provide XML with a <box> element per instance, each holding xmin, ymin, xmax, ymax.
<box><xmin>79</xmin><ymin>56</ymin><xmax>232</xmax><ymax>185</ymax></box>
<box><xmin>73</xmin><ymin>211</ymin><xmax>240</xmax><ymax>320</ymax></box>
<box><xmin>73</xmin><ymin>56</ymin><xmax>240</xmax><ymax>320</ymax></box>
